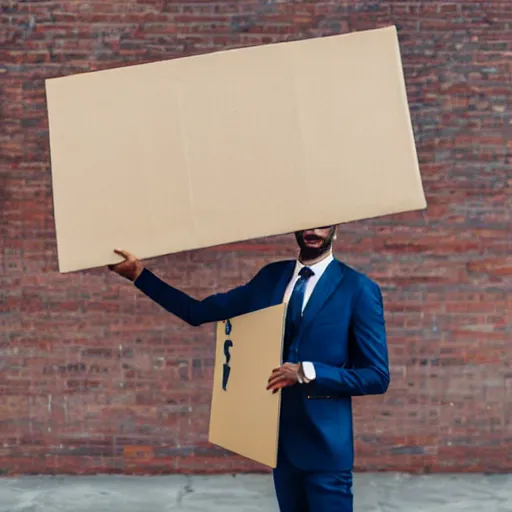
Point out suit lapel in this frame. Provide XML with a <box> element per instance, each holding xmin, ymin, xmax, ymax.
<box><xmin>300</xmin><ymin>259</ymin><xmax>345</xmax><ymax>333</ymax></box>
<box><xmin>270</xmin><ymin>261</ymin><xmax>296</xmax><ymax>306</ymax></box>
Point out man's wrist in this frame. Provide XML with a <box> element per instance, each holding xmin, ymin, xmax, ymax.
<box><xmin>132</xmin><ymin>264</ymin><xmax>145</xmax><ymax>284</ymax></box>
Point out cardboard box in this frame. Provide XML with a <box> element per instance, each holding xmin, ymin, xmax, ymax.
<box><xmin>45</xmin><ymin>25</ymin><xmax>426</xmax><ymax>273</ymax></box>
<box><xmin>209</xmin><ymin>304</ymin><xmax>285</xmax><ymax>468</ymax></box>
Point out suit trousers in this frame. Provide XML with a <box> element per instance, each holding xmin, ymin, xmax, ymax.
<box><xmin>273</xmin><ymin>449</ymin><xmax>353</xmax><ymax>512</ymax></box>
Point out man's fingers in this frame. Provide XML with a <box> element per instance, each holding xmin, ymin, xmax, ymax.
<box><xmin>273</xmin><ymin>362</ymin><xmax>293</xmax><ymax>369</ymax></box>
<box><xmin>268</xmin><ymin>368</ymin><xmax>287</xmax><ymax>382</ymax></box>
<box><xmin>268</xmin><ymin>362</ymin><xmax>298</xmax><ymax>391</ymax></box>
<box><xmin>114</xmin><ymin>248</ymin><xmax>133</xmax><ymax>260</ymax></box>
<box><xmin>267</xmin><ymin>375</ymin><xmax>284</xmax><ymax>387</ymax></box>
<box><xmin>268</xmin><ymin>379</ymin><xmax>294</xmax><ymax>393</ymax></box>
<box><xmin>109</xmin><ymin>254</ymin><xmax>128</xmax><ymax>271</ymax></box>
<box><xmin>272</xmin><ymin>362</ymin><xmax>294</xmax><ymax>373</ymax></box>
<box><xmin>267</xmin><ymin>373</ymin><xmax>287</xmax><ymax>389</ymax></box>
<box><xmin>270</xmin><ymin>366</ymin><xmax>288</xmax><ymax>377</ymax></box>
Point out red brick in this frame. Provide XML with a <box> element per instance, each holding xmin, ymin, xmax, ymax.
<box><xmin>1</xmin><ymin>0</ymin><xmax>511</xmax><ymax>476</ymax></box>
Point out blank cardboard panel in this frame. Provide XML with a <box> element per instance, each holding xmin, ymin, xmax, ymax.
<box><xmin>209</xmin><ymin>304</ymin><xmax>285</xmax><ymax>468</ymax></box>
<box><xmin>45</xmin><ymin>25</ymin><xmax>426</xmax><ymax>272</ymax></box>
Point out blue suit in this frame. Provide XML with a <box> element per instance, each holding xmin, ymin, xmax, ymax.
<box><xmin>134</xmin><ymin>258</ymin><xmax>390</xmax><ymax>511</ymax></box>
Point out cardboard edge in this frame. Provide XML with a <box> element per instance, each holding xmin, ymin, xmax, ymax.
<box><xmin>207</xmin><ymin>318</ymin><xmax>225</xmax><ymax>442</ymax></box>
<box><xmin>43</xmin><ymin>25</ymin><xmax>399</xmax><ymax>85</ymax></box>
<box><xmin>270</xmin><ymin>303</ymin><xmax>286</xmax><ymax>469</ymax></box>
<box><xmin>57</xmin><ymin>199</ymin><xmax>429</xmax><ymax>273</ymax></box>
<box><xmin>44</xmin><ymin>78</ymin><xmax>66</xmax><ymax>274</ymax></box>
<box><xmin>391</xmin><ymin>25</ymin><xmax>428</xmax><ymax>210</ymax></box>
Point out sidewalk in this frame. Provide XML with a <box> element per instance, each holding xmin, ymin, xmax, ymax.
<box><xmin>0</xmin><ymin>473</ymin><xmax>511</xmax><ymax>511</ymax></box>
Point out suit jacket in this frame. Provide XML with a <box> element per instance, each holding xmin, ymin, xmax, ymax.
<box><xmin>134</xmin><ymin>258</ymin><xmax>390</xmax><ymax>471</ymax></box>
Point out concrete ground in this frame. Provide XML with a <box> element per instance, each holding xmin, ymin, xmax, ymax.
<box><xmin>0</xmin><ymin>473</ymin><xmax>511</xmax><ymax>511</ymax></box>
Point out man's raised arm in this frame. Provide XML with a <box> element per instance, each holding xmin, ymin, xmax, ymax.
<box><xmin>108</xmin><ymin>249</ymin><xmax>259</xmax><ymax>326</ymax></box>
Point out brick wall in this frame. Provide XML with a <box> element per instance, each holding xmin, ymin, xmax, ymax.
<box><xmin>1</xmin><ymin>1</ymin><xmax>511</xmax><ymax>475</ymax></box>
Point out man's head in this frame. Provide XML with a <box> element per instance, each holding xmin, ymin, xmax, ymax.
<box><xmin>294</xmin><ymin>225</ymin><xmax>337</xmax><ymax>262</ymax></box>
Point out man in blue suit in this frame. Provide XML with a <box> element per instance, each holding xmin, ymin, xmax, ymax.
<box><xmin>110</xmin><ymin>225</ymin><xmax>390</xmax><ymax>511</ymax></box>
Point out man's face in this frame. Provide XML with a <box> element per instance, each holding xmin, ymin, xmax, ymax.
<box><xmin>294</xmin><ymin>226</ymin><xmax>336</xmax><ymax>259</ymax></box>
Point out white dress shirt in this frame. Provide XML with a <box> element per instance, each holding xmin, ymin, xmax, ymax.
<box><xmin>283</xmin><ymin>251</ymin><xmax>334</xmax><ymax>382</ymax></box>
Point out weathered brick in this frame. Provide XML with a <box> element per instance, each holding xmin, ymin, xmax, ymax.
<box><xmin>1</xmin><ymin>0</ymin><xmax>511</xmax><ymax>476</ymax></box>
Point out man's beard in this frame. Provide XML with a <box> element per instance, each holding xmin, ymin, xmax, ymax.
<box><xmin>295</xmin><ymin>227</ymin><xmax>336</xmax><ymax>261</ymax></box>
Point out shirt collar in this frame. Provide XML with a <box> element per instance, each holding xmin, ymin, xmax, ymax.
<box><xmin>294</xmin><ymin>251</ymin><xmax>334</xmax><ymax>278</ymax></box>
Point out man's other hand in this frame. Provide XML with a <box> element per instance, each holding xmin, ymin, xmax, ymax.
<box><xmin>108</xmin><ymin>249</ymin><xmax>144</xmax><ymax>282</ymax></box>
<box><xmin>267</xmin><ymin>363</ymin><xmax>301</xmax><ymax>394</ymax></box>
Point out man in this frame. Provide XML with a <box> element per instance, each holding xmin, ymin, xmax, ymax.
<box><xmin>109</xmin><ymin>226</ymin><xmax>390</xmax><ymax>511</ymax></box>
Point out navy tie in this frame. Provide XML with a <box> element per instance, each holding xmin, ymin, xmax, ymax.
<box><xmin>283</xmin><ymin>266</ymin><xmax>314</xmax><ymax>361</ymax></box>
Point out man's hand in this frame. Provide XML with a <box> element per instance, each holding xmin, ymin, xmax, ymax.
<box><xmin>267</xmin><ymin>363</ymin><xmax>301</xmax><ymax>394</ymax></box>
<box><xmin>108</xmin><ymin>249</ymin><xmax>144</xmax><ymax>282</ymax></box>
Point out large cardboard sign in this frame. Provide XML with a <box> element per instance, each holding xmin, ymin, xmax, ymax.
<box><xmin>209</xmin><ymin>304</ymin><xmax>285</xmax><ymax>468</ymax></box>
<box><xmin>45</xmin><ymin>25</ymin><xmax>426</xmax><ymax>273</ymax></box>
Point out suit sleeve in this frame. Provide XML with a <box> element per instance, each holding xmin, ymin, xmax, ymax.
<box><xmin>311</xmin><ymin>279</ymin><xmax>390</xmax><ymax>396</ymax></box>
<box><xmin>133</xmin><ymin>267</ymin><xmax>262</xmax><ymax>326</ymax></box>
